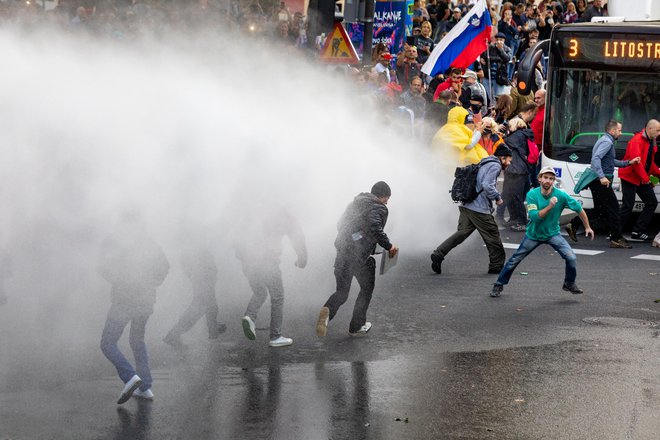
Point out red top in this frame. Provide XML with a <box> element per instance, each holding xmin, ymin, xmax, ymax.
<box><xmin>530</xmin><ymin>105</ymin><xmax>545</xmax><ymax>148</ymax></box>
<box><xmin>433</xmin><ymin>77</ymin><xmax>462</xmax><ymax>101</ymax></box>
<box><xmin>618</xmin><ymin>130</ymin><xmax>660</xmax><ymax>185</ymax></box>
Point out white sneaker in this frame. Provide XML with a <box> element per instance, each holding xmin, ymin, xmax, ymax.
<box><xmin>241</xmin><ymin>316</ymin><xmax>256</xmax><ymax>340</ymax></box>
<box><xmin>133</xmin><ymin>388</ymin><xmax>154</xmax><ymax>400</ymax></box>
<box><xmin>117</xmin><ymin>375</ymin><xmax>142</xmax><ymax>404</ymax></box>
<box><xmin>349</xmin><ymin>322</ymin><xmax>372</xmax><ymax>337</ymax></box>
<box><xmin>268</xmin><ymin>336</ymin><xmax>293</xmax><ymax>347</ymax></box>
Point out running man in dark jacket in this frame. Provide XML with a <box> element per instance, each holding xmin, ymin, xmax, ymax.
<box><xmin>316</xmin><ymin>182</ymin><xmax>398</xmax><ymax>338</ymax></box>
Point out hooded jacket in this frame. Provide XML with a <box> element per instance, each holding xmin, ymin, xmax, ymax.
<box><xmin>335</xmin><ymin>193</ymin><xmax>392</xmax><ymax>260</ymax></box>
<box><xmin>504</xmin><ymin>128</ymin><xmax>535</xmax><ymax>175</ymax></box>
<box><xmin>432</xmin><ymin>106</ymin><xmax>489</xmax><ymax>165</ymax></box>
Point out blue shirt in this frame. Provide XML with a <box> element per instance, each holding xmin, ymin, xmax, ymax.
<box><xmin>591</xmin><ymin>133</ymin><xmax>630</xmax><ymax>179</ymax></box>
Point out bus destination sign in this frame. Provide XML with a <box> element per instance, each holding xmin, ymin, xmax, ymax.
<box><xmin>561</xmin><ymin>35</ymin><xmax>660</xmax><ymax>68</ymax></box>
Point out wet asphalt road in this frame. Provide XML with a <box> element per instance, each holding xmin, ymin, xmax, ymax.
<box><xmin>1</xmin><ymin>229</ymin><xmax>659</xmax><ymax>440</ymax></box>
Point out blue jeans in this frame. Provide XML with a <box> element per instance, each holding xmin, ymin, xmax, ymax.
<box><xmin>100</xmin><ymin>303</ymin><xmax>153</xmax><ymax>391</ymax></box>
<box><xmin>496</xmin><ymin>234</ymin><xmax>577</xmax><ymax>286</ymax></box>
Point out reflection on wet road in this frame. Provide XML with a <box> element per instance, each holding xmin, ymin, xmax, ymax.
<box><xmin>75</xmin><ymin>335</ymin><xmax>659</xmax><ymax>440</ymax></box>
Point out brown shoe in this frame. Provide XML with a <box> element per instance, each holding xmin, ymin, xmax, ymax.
<box><xmin>565</xmin><ymin>223</ymin><xmax>578</xmax><ymax>242</ymax></box>
<box><xmin>316</xmin><ymin>307</ymin><xmax>330</xmax><ymax>337</ymax></box>
<box><xmin>610</xmin><ymin>238</ymin><xmax>632</xmax><ymax>249</ymax></box>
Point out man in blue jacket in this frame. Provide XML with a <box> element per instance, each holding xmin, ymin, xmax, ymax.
<box><xmin>587</xmin><ymin>120</ymin><xmax>640</xmax><ymax>248</ymax></box>
<box><xmin>430</xmin><ymin>144</ymin><xmax>513</xmax><ymax>276</ymax></box>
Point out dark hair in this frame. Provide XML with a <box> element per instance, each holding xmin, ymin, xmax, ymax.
<box><xmin>520</xmin><ymin>102</ymin><xmax>538</xmax><ymax>114</ymax></box>
<box><xmin>371</xmin><ymin>181</ymin><xmax>391</xmax><ymax>198</ymax></box>
<box><xmin>494</xmin><ymin>144</ymin><xmax>513</xmax><ymax>157</ymax></box>
<box><xmin>605</xmin><ymin>119</ymin><xmax>621</xmax><ymax>132</ymax></box>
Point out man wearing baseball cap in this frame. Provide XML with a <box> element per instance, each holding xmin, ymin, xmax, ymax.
<box><xmin>490</xmin><ymin>166</ymin><xmax>594</xmax><ymax>297</ymax></box>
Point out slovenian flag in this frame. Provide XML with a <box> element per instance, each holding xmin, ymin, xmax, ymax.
<box><xmin>421</xmin><ymin>0</ymin><xmax>492</xmax><ymax>77</ymax></box>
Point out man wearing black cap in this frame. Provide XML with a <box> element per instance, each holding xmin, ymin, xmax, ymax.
<box><xmin>480</xmin><ymin>32</ymin><xmax>512</xmax><ymax>105</ymax></box>
<box><xmin>430</xmin><ymin>145</ymin><xmax>513</xmax><ymax>275</ymax></box>
<box><xmin>316</xmin><ymin>182</ymin><xmax>398</xmax><ymax>338</ymax></box>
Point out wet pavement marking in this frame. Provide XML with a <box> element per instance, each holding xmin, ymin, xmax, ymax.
<box><xmin>498</xmin><ymin>242</ymin><xmax>604</xmax><ymax>255</ymax></box>
<box><xmin>631</xmin><ymin>254</ymin><xmax>660</xmax><ymax>261</ymax></box>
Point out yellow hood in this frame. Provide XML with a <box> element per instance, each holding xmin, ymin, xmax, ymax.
<box><xmin>432</xmin><ymin>106</ymin><xmax>489</xmax><ymax>165</ymax></box>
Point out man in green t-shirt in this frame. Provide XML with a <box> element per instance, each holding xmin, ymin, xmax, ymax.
<box><xmin>491</xmin><ymin>167</ymin><xmax>594</xmax><ymax>297</ymax></box>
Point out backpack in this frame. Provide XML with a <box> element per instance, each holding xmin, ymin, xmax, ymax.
<box><xmin>450</xmin><ymin>157</ymin><xmax>500</xmax><ymax>203</ymax></box>
<box><xmin>526</xmin><ymin>138</ymin><xmax>540</xmax><ymax>164</ymax></box>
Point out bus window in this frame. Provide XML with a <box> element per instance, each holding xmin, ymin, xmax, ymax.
<box><xmin>547</xmin><ymin>69</ymin><xmax>660</xmax><ymax>164</ymax></box>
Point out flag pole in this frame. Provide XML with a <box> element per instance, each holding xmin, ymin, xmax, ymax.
<box><xmin>485</xmin><ymin>37</ymin><xmax>494</xmax><ymax>109</ymax></box>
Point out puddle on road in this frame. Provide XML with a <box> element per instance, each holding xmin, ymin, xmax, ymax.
<box><xmin>3</xmin><ymin>339</ymin><xmax>658</xmax><ymax>440</ymax></box>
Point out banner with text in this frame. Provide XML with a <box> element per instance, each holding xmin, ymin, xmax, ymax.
<box><xmin>374</xmin><ymin>0</ymin><xmax>413</xmax><ymax>56</ymax></box>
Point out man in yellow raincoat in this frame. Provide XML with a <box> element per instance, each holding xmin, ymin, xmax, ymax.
<box><xmin>431</xmin><ymin>106</ymin><xmax>489</xmax><ymax>165</ymax></box>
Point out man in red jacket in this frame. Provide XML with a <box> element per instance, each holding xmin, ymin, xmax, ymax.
<box><xmin>530</xmin><ymin>89</ymin><xmax>546</xmax><ymax>147</ymax></box>
<box><xmin>618</xmin><ymin>119</ymin><xmax>660</xmax><ymax>242</ymax></box>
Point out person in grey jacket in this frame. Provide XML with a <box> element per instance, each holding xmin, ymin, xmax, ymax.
<box><xmin>431</xmin><ymin>145</ymin><xmax>514</xmax><ymax>275</ymax></box>
<box><xmin>587</xmin><ymin>120</ymin><xmax>640</xmax><ymax>248</ymax></box>
<box><xmin>234</xmin><ymin>202</ymin><xmax>307</xmax><ymax>348</ymax></box>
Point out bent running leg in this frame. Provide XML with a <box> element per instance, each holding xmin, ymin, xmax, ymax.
<box><xmin>349</xmin><ymin>256</ymin><xmax>376</xmax><ymax>333</ymax></box>
<box><xmin>324</xmin><ymin>253</ymin><xmax>355</xmax><ymax>320</ymax></box>
<box><xmin>434</xmin><ymin>207</ymin><xmax>477</xmax><ymax>258</ymax></box>
<box><xmin>548</xmin><ymin>235</ymin><xmax>577</xmax><ymax>285</ymax></box>
<box><xmin>496</xmin><ymin>236</ymin><xmax>541</xmax><ymax>285</ymax></box>
<box><xmin>100</xmin><ymin>304</ymin><xmax>136</xmax><ymax>384</ymax></box>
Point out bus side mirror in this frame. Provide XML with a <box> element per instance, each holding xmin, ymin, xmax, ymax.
<box><xmin>517</xmin><ymin>39</ymin><xmax>550</xmax><ymax>96</ymax></box>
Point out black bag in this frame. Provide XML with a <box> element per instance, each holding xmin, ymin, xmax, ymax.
<box><xmin>450</xmin><ymin>157</ymin><xmax>499</xmax><ymax>203</ymax></box>
<box><xmin>495</xmin><ymin>63</ymin><xmax>509</xmax><ymax>86</ymax></box>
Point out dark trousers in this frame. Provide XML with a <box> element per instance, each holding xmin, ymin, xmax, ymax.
<box><xmin>324</xmin><ymin>252</ymin><xmax>376</xmax><ymax>333</ymax></box>
<box><xmin>169</xmin><ymin>282</ymin><xmax>219</xmax><ymax>338</ymax></box>
<box><xmin>620</xmin><ymin>180</ymin><xmax>658</xmax><ymax>234</ymax></box>
<box><xmin>434</xmin><ymin>206</ymin><xmax>505</xmax><ymax>271</ymax></box>
<box><xmin>588</xmin><ymin>180</ymin><xmax>623</xmax><ymax>241</ymax></box>
<box><xmin>502</xmin><ymin>173</ymin><xmax>529</xmax><ymax>225</ymax></box>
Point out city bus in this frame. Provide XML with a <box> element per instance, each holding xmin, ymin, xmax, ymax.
<box><xmin>518</xmin><ymin>20</ymin><xmax>660</xmax><ymax>213</ymax></box>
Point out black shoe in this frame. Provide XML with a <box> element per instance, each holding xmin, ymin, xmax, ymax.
<box><xmin>430</xmin><ymin>253</ymin><xmax>443</xmax><ymax>274</ymax></box>
<box><xmin>490</xmin><ymin>284</ymin><xmax>503</xmax><ymax>297</ymax></box>
<box><xmin>209</xmin><ymin>323</ymin><xmax>227</xmax><ymax>339</ymax></box>
<box><xmin>565</xmin><ymin>223</ymin><xmax>578</xmax><ymax>243</ymax></box>
<box><xmin>562</xmin><ymin>283</ymin><xmax>583</xmax><ymax>294</ymax></box>
<box><xmin>163</xmin><ymin>332</ymin><xmax>187</xmax><ymax>350</ymax></box>
<box><xmin>630</xmin><ymin>232</ymin><xmax>651</xmax><ymax>242</ymax></box>
<box><xmin>610</xmin><ymin>238</ymin><xmax>632</xmax><ymax>249</ymax></box>
<box><xmin>488</xmin><ymin>267</ymin><xmax>503</xmax><ymax>274</ymax></box>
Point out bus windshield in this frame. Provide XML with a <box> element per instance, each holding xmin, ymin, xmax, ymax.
<box><xmin>545</xmin><ymin>68</ymin><xmax>660</xmax><ymax>164</ymax></box>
